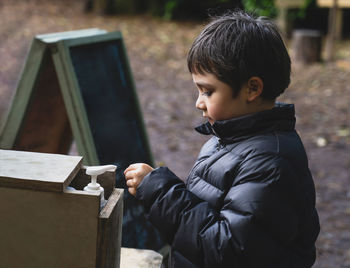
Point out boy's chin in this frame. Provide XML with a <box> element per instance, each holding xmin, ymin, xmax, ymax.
<box><xmin>208</xmin><ymin>119</ymin><xmax>214</xmax><ymax>125</ymax></box>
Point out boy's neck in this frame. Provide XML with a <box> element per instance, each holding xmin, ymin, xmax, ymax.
<box><xmin>247</xmin><ymin>99</ymin><xmax>275</xmax><ymax>115</ymax></box>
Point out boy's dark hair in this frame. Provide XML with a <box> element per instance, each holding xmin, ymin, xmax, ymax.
<box><xmin>187</xmin><ymin>10</ymin><xmax>291</xmax><ymax>100</ymax></box>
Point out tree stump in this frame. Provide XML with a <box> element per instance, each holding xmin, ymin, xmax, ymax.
<box><xmin>85</xmin><ymin>0</ymin><xmax>140</xmax><ymax>14</ymax></box>
<box><xmin>291</xmin><ymin>29</ymin><xmax>322</xmax><ymax>65</ymax></box>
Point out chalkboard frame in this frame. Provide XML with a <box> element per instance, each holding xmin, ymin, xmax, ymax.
<box><xmin>1</xmin><ymin>29</ymin><xmax>154</xmax><ymax>168</ymax></box>
<box><xmin>52</xmin><ymin>31</ymin><xmax>154</xmax><ymax>167</ymax></box>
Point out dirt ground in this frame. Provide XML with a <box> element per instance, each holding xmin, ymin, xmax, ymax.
<box><xmin>1</xmin><ymin>1</ymin><xmax>349</xmax><ymax>267</ymax></box>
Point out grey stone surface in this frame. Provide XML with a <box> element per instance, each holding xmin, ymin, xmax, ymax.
<box><xmin>120</xmin><ymin>247</ymin><xmax>163</xmax><ymax>268</ymax></box>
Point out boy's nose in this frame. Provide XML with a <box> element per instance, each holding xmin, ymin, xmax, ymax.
<box><xmin>196</xmin><ymin>95</ymin><xmax>206</xmax><ymax>110</ymax></box>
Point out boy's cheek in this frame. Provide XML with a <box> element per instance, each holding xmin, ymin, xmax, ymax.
<box><xmin>208</xmin><ymin>106</ymin><xmax>223</xmax><ymax>121</ymax></box>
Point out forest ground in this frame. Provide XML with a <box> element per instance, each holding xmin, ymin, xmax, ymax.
<box><xmin>1</xmin><ymin>1</ymin><xmax>349</xmax><ymax>267</ymax></box>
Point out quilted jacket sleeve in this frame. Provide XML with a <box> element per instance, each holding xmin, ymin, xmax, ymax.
<box><xmin>136</xmin><ymin>157</ymin><xmax>316</xmax><ymax>267</ymax></box>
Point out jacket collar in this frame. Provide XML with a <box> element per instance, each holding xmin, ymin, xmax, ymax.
<box><xmin>195</xmin><ymin>102</ymin><xmax>296</xmax><ymax>142</ymax></box>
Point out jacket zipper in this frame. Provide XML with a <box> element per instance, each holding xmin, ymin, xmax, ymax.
<box><xmin>217</xmin><ymin>138</ymin><xmax>226</xmax><ymax>151</ymax></box>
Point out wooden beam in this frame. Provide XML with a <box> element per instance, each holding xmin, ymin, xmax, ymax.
<box><xmin>275</xmin><ymin>0</ymin><xmax>305</xmax><ymax>8</ymax></box>
<box><xmin>317</xmin><ymin>0</ymin><xmax>350</xmax><ymax>7</ymax></box>
<box><xmin>97</xmin><ymin>188</ymin><xmax>124</xmax><ymax>268</ymax></box>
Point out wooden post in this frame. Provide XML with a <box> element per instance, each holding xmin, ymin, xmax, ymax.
<box><xmin>275</xmin><ymin>0</ymin><xmax>305</xmax><ymax>37</ymax></box>
<box><xmin>325</xmin><ymin>0</ymin><xmax>338</xmax><ymax>61</ymax></box>
<box><xmin>335</xmin><ymin>8</ymin><xmax>343</xmax><ymax>40</ymax></box>
<box><xmin>291</xmin><ymin>29</ymin><xmax>322</xmax><ymax>65</ymax></box>
<box><xmin>277</xmin><ymin>7</ymin><xmax>288</xmax><ymax>37</ymax></box>
<box><xmin>317</xmin><ymin>0</ymin><xmax>350</xmax><ymax>55</ymax></box>
<box><xmin>89</xmin><ymin>0</ymin><xmax>138</xmax><ymax>14</ymax></box>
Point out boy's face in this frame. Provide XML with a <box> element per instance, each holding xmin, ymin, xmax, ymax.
<box><xmin>193</xmin><ymin>72</ymin><xmax>251</xmax><ymax>125</ymax></box>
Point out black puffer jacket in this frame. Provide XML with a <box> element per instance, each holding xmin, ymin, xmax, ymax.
<box><xmin>136</xmin><ymin>103</ymin><xmax>320</xmax><ymax>268</ymax></box>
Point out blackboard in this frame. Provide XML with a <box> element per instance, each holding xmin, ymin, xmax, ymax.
<box><xmin>69</xmin><ymin>40</ymin><xmax>150</xmax><ymax>168</ymax></box>
<box><xmin>0</xmin><ymin>29</ymin><xmax>165</xmax><ymax>251</ymax></box>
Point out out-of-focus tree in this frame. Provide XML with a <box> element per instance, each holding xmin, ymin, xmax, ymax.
<box><xmin>86</xmin><ymin>0</ymin><xmax>243</xmax><ymax>19</ymax></box>
<box><xmin>242</xmin><ymin>0</ymin><xmax>314</xmax><ymax>19</ymax></box>
<box><xmin>85</xmin><ymin>0</ymin><xmax>148</xmax><ymax>14</ymax></box>
<box><xmin>148</xmin><ymin>0</ymin><xmax>243</xmax><ymax>20</ymax></box>
<box><xmin>86</xmin><ymin>0</ymin><xmax>318</xmax><ymax>24</ymax></box>
<box><xmin>242</xmin><ymin>0</ymin><xmax>278</xmax><ymax>17</ymax></box>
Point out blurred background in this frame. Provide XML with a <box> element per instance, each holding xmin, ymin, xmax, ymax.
<box><xmin>0</xmin><ymin>0</ymin><xmax>349</xmax><ymax>267</ymax></box>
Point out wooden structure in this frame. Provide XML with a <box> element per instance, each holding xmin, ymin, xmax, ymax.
<box><xmin>291</xmin><ymin>29</ymin><xmax>322</xmax><ymax>64</ymax></box>
<box><xmin>276</xmin><ymin>0</ymin><xmax>349</xmax><ymax>38</ymax></box>
<box><xmin>0</xmin><ymin>149</ymin><xmax>123</xmax><ymax>268</ymax></box>
<box><xmin>318</xmin><ymin>0</ymin><xmax>350</xmax><ymax>61</ymax></box>
<box><xmin>318</xmin><ymin>0</ymin><xmax>350</xmax><ymax>7</ymax></box>
<box><xmin>318</xmin><ymin>0</ymin><xmax>350</xmax><ymax>40</ymax></box>
<box><xmin>0</xmin><ymin>29</ymin><xmax>165</xmax><ymax>250</ymax></box>
<box><xmin>275</xmin><ymin>0</ymin><xmax>305</xmax><ymax>36</ymax></box>
<box><xmin>88</xmin><ymin>0</ymin><xmax>139</xmax><ymax>14</ymax></box>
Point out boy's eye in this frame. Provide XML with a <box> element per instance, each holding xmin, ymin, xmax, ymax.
<box><xmin>201</xmin><ymin>91</ymin><xmax>213</xmax><ymax>97</ymax></box>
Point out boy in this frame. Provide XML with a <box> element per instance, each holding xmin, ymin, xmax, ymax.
<box><xmin>124</xmin><ymin>10</ymin><xmax>320</xmax><ymax>268</ymax></box>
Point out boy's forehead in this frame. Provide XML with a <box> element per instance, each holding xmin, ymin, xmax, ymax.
<box><xmin>192</xmin><ymin>72</ymin><xmax>217</xmax><ymax>82</ymax></box>
<box><xmin>192</xmin><ymin>72</ymin><xmax>224</xmax><ymax>89</ymax></box>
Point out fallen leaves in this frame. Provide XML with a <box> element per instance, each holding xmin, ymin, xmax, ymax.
<box><xmin>0</xmin><ymin>2</ymin><xmax>350</xmax><ymax>267</ymax></box>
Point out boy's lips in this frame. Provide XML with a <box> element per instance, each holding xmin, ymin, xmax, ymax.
<box><xmin>204</xmin><ymin>115</ymin><xmax>214</xmax><ymax>124</ymax></box>
<box><xmin>202</xmin><ymin>112</ymin><xmax>214</xmax><ymax>123</ymax></box>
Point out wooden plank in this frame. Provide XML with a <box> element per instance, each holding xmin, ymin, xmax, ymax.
<box><xmin>0</xmin><ymin>40</ymin><xmax>46</xmax><ymax>149</ymax></box>
<box><xmin>13</xmin><ymin>49</ymin><xmax>73</xmax><ymax>154</ymax></box>
<box><xmin>0</xmin><ymin>149</ymin><xmax>82</xmax><ymax>192</ymax></box>
<box><xmin>36</xmin><ymin>28</ymin><xmax>107</xmax><ymax>43</ymax></box>
<box><xmin>97</xmin><ymin>188</ymin><xmax>124</xmax><ymax>268</ymax></box>
<box><xmin>62</xmin><ymin>30</ymin><xmax>122</xmax><ymax>47</ymax></box>
<box><xmin>0</xmin><ymin>186</ymin><xmax>100</xmax><ymax>268</ymax></box>
<box><xmin>317</xmin><ymin>0</ymin><xmax>350</xmax><ymax>7</ymax></box>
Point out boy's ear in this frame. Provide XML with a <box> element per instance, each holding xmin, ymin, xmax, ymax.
<box><xmin>246</xmin><ymin>77</ymin><xmax>263</xmax><ymax>102</ymax></box>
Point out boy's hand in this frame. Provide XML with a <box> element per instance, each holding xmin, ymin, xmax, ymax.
<box><xmin>124</xmin><ymin>163</ymin><xmax>154</xmax><ymax>196</ymax></box>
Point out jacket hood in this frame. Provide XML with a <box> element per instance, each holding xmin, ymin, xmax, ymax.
<box><xmin>195</xmin><ymin>102</ymin><xmax>296</xmax><ymax>142</ymax></box>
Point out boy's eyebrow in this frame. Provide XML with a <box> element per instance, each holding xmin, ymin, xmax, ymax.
<box><xmin>194</xmin><ymin>81</ymin><xmax>215</xmax><ymax>89</ymax></box>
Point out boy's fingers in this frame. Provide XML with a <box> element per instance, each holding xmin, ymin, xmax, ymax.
<box><xmin>128</xmin><ymin>187</ymin><xmax>137</xmax><ymax>196</ymax></box>
<box><xmin>126</xmin><ymin>178</ymin><xmax>138</xmax><ymax>187</ymax></box>
<box><xmin>125</xmin><ymin>170</ymin><xmax>141</xmax><ymax>180</ymax></box>
<box><xmin>124</xmin><ymin>165</ymin><xmax>136</xmax><ymax>174</ymax></box>
<box><xmin>124</xmin><ymin>163</ymin><xmax>144</xmax><ymax>175</ymax></box>
<box><xmin>125</xmin><ymin>163</ymin><xmax>152</xmax><ymax>197</ymax></box>
<box><xmin>126</xmin><ymin>179</ymin><xmax>132</xmax><ymax>186</ymax></box>
<box><xmin>124</xmin><ymin>172</ymin><xmax>132</xmax><ymax>180</ymax></box>
<box><xmin>124</xmin><ymin>163</ymin><xmax>153</xmax><ymax>177</ymax></box>
<box><xmin>127</xmin><ymin>163</ymin><xmax>143</xmax><ymax>170</ymax></box>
